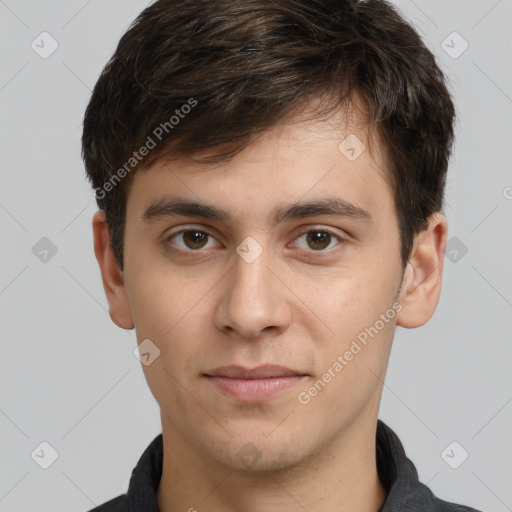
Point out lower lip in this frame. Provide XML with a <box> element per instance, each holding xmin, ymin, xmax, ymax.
<box><xmin>205</xmin><ymin>375</ymin><xmax>306</xmax><ymax>402</ymax></box>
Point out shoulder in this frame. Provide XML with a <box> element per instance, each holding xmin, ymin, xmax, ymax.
<box><xmin>376</xmin><ymin>421</ymin><xmax>483</xmax><ymax>512</ymax></box>
<box><xmin>83</xmin><ymin>433</ymin><xmax>163</xmax><ymax>512</ymax></box>
<box><xmin>392</xmin><ymin>481</ymin><xmax>483</xmax><ymax>512</ymax></box>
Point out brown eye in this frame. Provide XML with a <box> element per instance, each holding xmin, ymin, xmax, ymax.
<box><xmin>182</xmin><ymin>230</ymin><xmax>209</xmax><ymax>249</ymax></box>
<box><xmin>168</xmin><ymin>229</ymin><xmax>219</xmax><ymax>251</ymax></box>
<box><xmin>293</xmin><ymin>229</ymin><xmax>342</xmax><ymax>252</ymax></box>
<box><xmin>306</xmin><ymin>230</ymin><xmax>332</xmax><ymax>250</ymax></box>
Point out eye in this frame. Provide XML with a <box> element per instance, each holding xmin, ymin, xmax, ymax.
<box><xmin>166</xmin><ymin>229</ymin><xmax>220</xmax><ymax>251</ymax></box>
<box><xmin>293</xmin><ymin>229</ymin><xmax>343</xmax><ymax>252</ymax></box>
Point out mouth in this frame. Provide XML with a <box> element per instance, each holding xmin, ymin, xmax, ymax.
<box><xmin>203</xmin><ymin>365</ymin><xmax>309</xmax><ymax>402</ymax></box>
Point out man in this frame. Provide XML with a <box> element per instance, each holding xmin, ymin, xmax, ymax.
<box><xmin>82</xmin><ymin>0</ymin><xmax>481</xmax><ymax>510</ymax></box>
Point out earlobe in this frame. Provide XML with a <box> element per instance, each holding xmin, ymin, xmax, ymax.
<box><xmin>92</xmin><ymin>210</ymin><xmax>135</xmax><ymax>330</ymax></box>
<box><xmin>396</xmin><ymin>213</ymin><xmax>448</xmax><ymax>329</ymax></box>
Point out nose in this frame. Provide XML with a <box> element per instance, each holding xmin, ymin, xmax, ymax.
<box><xmin>214</xmin><ymin>246</ymin><xmax>291</xmax><ymax>339</ymax></box>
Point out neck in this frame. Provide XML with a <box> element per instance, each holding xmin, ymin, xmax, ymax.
<box><xmin>156</xmin><ymin>414</ymin><xmax>386</xmax><ymax>512</ymax></box>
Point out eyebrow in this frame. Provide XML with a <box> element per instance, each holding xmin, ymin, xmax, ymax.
<box><xmin>141</xmin><ymin>197</ymin><xmax>373</xmax><ymax>225</ymax></box>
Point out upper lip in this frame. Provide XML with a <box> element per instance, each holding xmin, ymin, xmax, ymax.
<box><xmin>205</xmin><ymin>364</ymin><xmax>306</xmax><ymax>379</ymax></box>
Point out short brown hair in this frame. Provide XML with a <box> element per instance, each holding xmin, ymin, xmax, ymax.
<box><xmin>82</xmin><ymin>0</ymin><xmax>455</xmax><ymax>268</ymax></box>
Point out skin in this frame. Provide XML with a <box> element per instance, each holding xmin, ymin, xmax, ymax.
<box><xmin>93</xmin><ymin>101</ymin><xmax>447</xmax><ymax>512</ymax></box>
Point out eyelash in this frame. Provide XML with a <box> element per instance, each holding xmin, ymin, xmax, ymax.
<box><xmin>164</xmin><ymin>226</ymin><xmax>346</xmax><ymax>257</ymax></box>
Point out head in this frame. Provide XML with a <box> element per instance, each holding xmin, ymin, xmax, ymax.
<box><xmin>85</xmin><ymin>0</ymin><xmax>454</xmax><ymax>473</ymax></box>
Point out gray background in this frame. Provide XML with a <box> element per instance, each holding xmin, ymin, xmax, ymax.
<box><xmin>1</xmin><ymin>1</ymin><xmax>511</xmax><ymax>511</ymax></box>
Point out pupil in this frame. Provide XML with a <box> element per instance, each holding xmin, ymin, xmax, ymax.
<box><xmin>308</xmin><ymin>231</ymin><xmax>330</xmax><ymax>250</ymax></box>
<box><xmin>185</xmin><ymin>231</ymin><xmax>207</xmax><ymax>248</ymax></box>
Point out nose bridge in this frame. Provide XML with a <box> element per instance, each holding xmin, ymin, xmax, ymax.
<box><xmin>233</xmin><ymin>248</ymin><xmax>271</xmax><ymax>302</ymax></box>
<box><xmin>215</xmin><ymin>241</ymin><xmax>290</xmax><ymax>338</ymax></box>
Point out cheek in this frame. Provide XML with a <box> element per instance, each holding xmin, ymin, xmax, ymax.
<box><xmin>295</xmin><ymin>281</ymin><xmax>396</xmax><ymax>423</ymax></box>
<box><xmin>131</xmin><ymin>285</ymin><xmax>210</xmax><ymax>362</ymax></box>
<box><xmin>293</xmin><ymin>265</ymin><xmax>398</xmax><ymax>343</ymax></box>
<box><xmin>138</xmin><ymin>306</ymin><xmax>211</xmax><ymax>413</ymax></box>
<box><xmin>126</xmin><ymin>250</ymin><xmax>212</xmax><ymax>334</ymax></box>
<box><xmin>292</xmin><ymin>265</ymin><xmax>399</xmax><ymax>409</ymax></box>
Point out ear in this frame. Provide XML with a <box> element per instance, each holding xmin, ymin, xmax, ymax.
<box><xmin>396</xmin><ymin>213</ymin><xmax>448</xmax><ymax>329</ymax></box>
<box><xmin>92</xmin><ymin>210</ymin><xmax>134</xmax><ymax>330</ymax></box>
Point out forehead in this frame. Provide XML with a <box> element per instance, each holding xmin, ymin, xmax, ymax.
<box><xmin>125</xmin><ymin>101</ymin><xmax>393</xmax><ymax>225</ymax></box>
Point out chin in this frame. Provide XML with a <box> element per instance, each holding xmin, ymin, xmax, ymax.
<box><xmin>208</xmin><ymin>432</ymin><xmax>309</xmax><ymax>474</ymax></box>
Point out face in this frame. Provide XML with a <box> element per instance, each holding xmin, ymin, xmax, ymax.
<box><xmin>96</xmin><ymin>103</ymin><xmax>443</xmax><ymax>473</ymax></box>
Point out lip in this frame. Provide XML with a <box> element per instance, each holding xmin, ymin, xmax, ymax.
<box><xmin>204</xmin><ymin>365</ymin><xmax>308</xmax><ymax>402</ymax></box>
